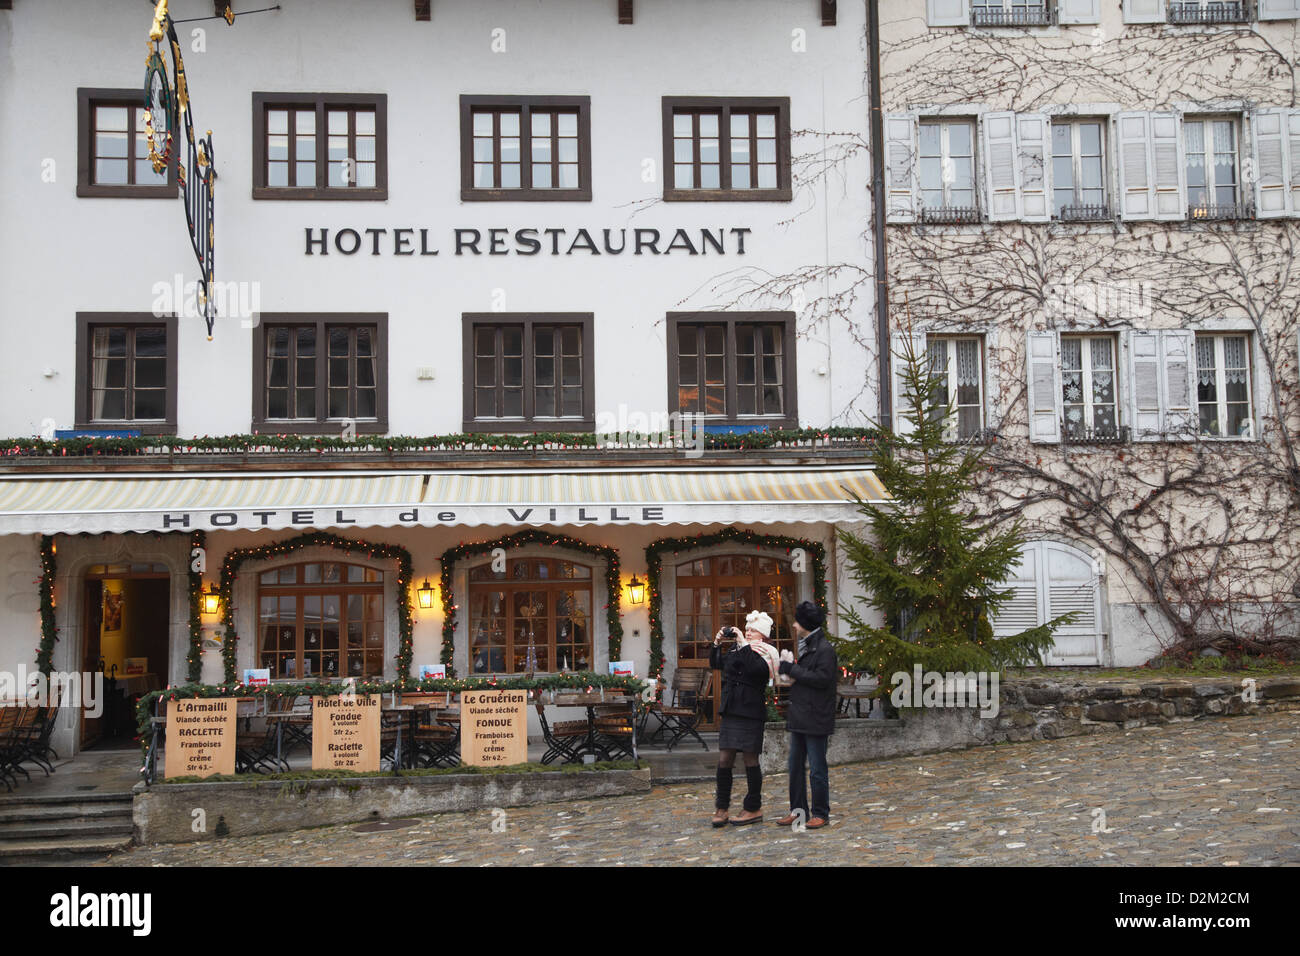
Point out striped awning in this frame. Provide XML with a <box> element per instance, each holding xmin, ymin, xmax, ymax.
<box><xmin>0</xmin><ymin>467</ymin><xmax>887</xmax><ymax>535</ymax></box>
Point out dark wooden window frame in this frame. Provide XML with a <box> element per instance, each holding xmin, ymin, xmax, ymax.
<box><xmin>468</xmin><ymin>557</ymin><xmax>596</xmax><ymax>675</ymax></box>
<box><xmin>251</xmin><ymin>313</ymin><xmax>389</xmax><ymax>435</ymax></box>
<box><xmin>461</xmin><ymin>313</ymin><xmax>595</xmax><ymax>432</ymax></box>
<box><xmin>251</xmin><ymin>92</ymin><xmax>389</xmax><ymax>201</ymax></box>
<box><xmin>459</xmin><ymin>95</ymin><xmax>593</xmax><ymax>202</ymax></box>
<box><xmin>661</xmin><ymin>96</ymin><xmax>792</xmax><ymax>202</ymax></box>
<box><xmin>74</xmin><ymin>313</ymin><xmax>179</xmax><ymax>435</ymax></box>
<box><xmin>77</xmin><ymin>88</ymin><xmax>179</xmax><ymax>198</ymax></box>
<box><xmin>666</xmin><ymin>311</ymin><xmax>799</xmax><ymax>427</ymax></box>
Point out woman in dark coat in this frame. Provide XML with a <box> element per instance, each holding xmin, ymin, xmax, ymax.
<box><xmin>709</xmin><ymin>610</ymin><xmax>779</xmax><ymax>827</ymax></box>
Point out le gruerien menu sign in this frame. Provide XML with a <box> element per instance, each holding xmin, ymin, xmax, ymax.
<box><xmin>311</xmin><ymin>693</ymin><xmax>381</xmax><ymax>772</ymax></box>
<box><xmin>461</xmin><ymin>690</ymin><xmax>528</xmax><ymax>767</ymax></box>
<box><xmin>166</xmin><ymin>698</ymin><xmax>237</xmax><ymax>779</ymax></box>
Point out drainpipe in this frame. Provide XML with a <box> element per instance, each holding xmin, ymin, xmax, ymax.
<box><xmin>868</xmin><ymin>0</ymin><xmax>891</xmax><ymax>429</ymax></box>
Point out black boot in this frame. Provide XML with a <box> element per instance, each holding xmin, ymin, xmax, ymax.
<box><xmin>743</xmin><ymin>765</ymin><xmax>763</xmax><ymax>812</ymax></box>
<box><xmin>713</xmin><ymin>767</ymin><xmax>734</xmax><ymax>827</ymax></box>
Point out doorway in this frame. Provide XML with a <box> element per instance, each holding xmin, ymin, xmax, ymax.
<box><xmin>81</xmin><ymin>565</ymin><xmax>170</xmax><ymax>749</ymax></box>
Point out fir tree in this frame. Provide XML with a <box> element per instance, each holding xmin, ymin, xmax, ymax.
<box><xmin>834</xmin><ymin>321</ymin><xmax>1072</xmax><ymax>689</ymax></box>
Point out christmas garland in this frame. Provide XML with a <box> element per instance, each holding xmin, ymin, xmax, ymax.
<box><xmin>218</xmin><ymin>531</ymin><xmax>414</xmax><ymax>685</ymax></box>
<box><xmin>134</xmin><ymin>672</ymin><xmax>645</xmax><ymax>752</ymax></box>
<box><xmin>36</xmin><ymin>535</ymin><xmax>56</xmax><ymax>676</ymax></box>
<box><xmin>644</xmin><ymin>528</ymin><xmax>829</xmax><ymax>682</ymax></box>
<box><xmin>186</xmin><ymin>530</ymin><xmax>205</xmax><ymax>682</ymax></box>
<box><xmin>0</xmin><ymin>426</ymin><xmax>879</xmax><ymax>458</ymax></box>
<box><xmin>439</xmin><ymin>529</ymin><xmax>622</xmax><ymax>677</ymax></box>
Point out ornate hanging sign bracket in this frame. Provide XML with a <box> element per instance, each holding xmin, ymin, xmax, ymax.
<box><xmin>146</xmin><ymin>0</ymin><xmax>217</xmax><ymax>339</ymax></box>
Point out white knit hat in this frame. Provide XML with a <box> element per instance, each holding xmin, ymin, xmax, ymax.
<box><xmin>745</xmin><ymin>609</ymin><xmax>774</xmax><ymax>639</ymax></box>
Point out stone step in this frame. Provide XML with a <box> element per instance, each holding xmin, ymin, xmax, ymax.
<box><xmin>0</xmin><ymin>790</ymin><xmax>134</xmax><ymax>810</ymax></box>
<box><xmin>0</xmin><ymin>802</ymin><xmax>133</xmax><ymax>826</ymax></box>
<box><xmin>0</xmin><ymin>836</ymin><xmax>133</xmax><ymax>865</ymax></box>
<box><xmin>0</xmin><ymin>819</ymin><xmax>133</xmax><ymax>842</ymax></box>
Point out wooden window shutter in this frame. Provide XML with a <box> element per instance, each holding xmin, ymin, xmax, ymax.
<box><xmin>927</xmin><ymin>0</ymin><xmax>970</xmax><ymax>27</ymax></box>
<box><xmin>1026</xmin><ymin>331</ymin><xmax>1061</xmax><ymax>444</ymax></box>
<box><xmin>890</xmin><ymin>329</ymin><xmax>927</xmax><ymax>438</ymax></box>
<box><xmin>1058</xmin><ymin>0</ymin><xmax>1102</xmax><ymax>24</ymax></box>
<box><xmin>1252</xmin><ymin>108</ymin><xmax>1292</xmax><ymax>219</ymax></box>
<box><xmin>884</xmin><ymin>114</ymin><xmax>919</xmax><ymax>224</ymax></box>
<box><xmin>1017</xmin><ymin>113</ymin><xmax>1051</xmax><ymax>223</ymax></box>
<box><xmin>1149</xmin><ymin>112</ymin><xmax>1186</xmax><ymax>221</ymax></box>
<box><xmin>1117</xmin><ymin>111</ymin><xmax>1154</xmax><ymax>221</ymax></box>
<box><xmin>982</xmin><ymin>111</ymin><xmax>1022</xmax><ymax>222</ymax></box>
<box><xmin>1128</xmin><ymin>330</ymin><xmax>1163</xmax><ymax>441</ymax></box>
<box><xmin>1259</xmin><ymin>0</ymin><xmax>1300</xmax><ymax>20</ymax></box>
<box><xmin>1123</xmin><ymin>0</ymin><xmax>1165</xmax><ymax>23</ymax></box>
<box><xmin>1161</xmin><ymin>329</ymin><xmax>1196</xmax><ymax>439</ymax></box>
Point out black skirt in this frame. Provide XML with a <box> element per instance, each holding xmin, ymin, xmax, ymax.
<box><xmin>718</xmin><ymin>714</ymin><xmax>765</xmax><ymax>753</ymax></box>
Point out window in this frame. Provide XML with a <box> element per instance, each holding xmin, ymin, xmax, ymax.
<box><xmin>1185</xmin><ymin>116</ymin><xmax>1245</xmax><ymax>219</ymax></box>
<box><xmin>1061</xmin><ymin>335</ymin><xmax>1121</xmax><ymax>440</ymax></box>
<box><xmin>667</xmin><ymin>313</ymin><xmax>798</xmax><ymax>426</ymax></box>
<box><xmin>468</xmin><ymin>558</ymin><xmax>593</xmax><ymax>674</ymax></box>
<box><xmin>662</xmin><ymin>97</ymin><xmax>792</xmax><ymax>201</ymax></box>
<box><xmin>926</xmin><ymin>336</ymin><xmax>985</xmax><ymax>440</ymax></box>
<box><xmin>1168</xmin><ymin>1</ymin><xmax>1249</xmax><ymax>24</ymax></box>
<box><xmin>76</xmin><ymin>88</ymin><xmax>177</xmax><ymax>198</ymax></box>
<box><xmin>462</xmin><ymin>314</ymin><xmax>594</xmax><ymax>432</ymax></box>
<box><xmin>74</xmin><ymin>314</ymin><xmax>177</xmax><ymax>434</ymax></box>
<box><xmin>1195</xmin><ymin>333</ymin><xmax>1253</xmax><ymax>438</ymax></box>
<box><xmin>252</xmin><ymin>93</ymin><xmax>387</xmax><ymax>200</ymax></box>
<box><xmin>460</xmin><ymin>96</ymin><xmax>592</xmax><ymax>201</ymax></box>
<box><xmin>251</xmin><ymin>315</ymin><xmax>388</xmax><ymax>434</ymax></box>
<box><xmin>258</xmin><ymin>562</ymin><xmax>385</xmax><ymax>680</ymax></box>
<box><xmin>971</xmin><ymin>1</ymin><xmax>1052</xmax><ymax>26</ymax></box>
<box><xmin>1052</xmin><ymin>119</ymin><xmax>1108</xmax><ymax>220</ymax></box>
<box><xmin>919</xmin><ymin>120</ymin><xmax>978</xmax><ymax>222</ymax></box>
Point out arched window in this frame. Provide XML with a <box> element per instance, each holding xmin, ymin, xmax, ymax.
<box><xmin>257</xmin><ymin>561</ymin><xmax>385</xmax><ymax>680</ymax></box>
<box><xmin>468</xmin><ymin>557</ymin><xmax>593</xmax><ymax>674</ymax></box>
<box><xmin>676</xmin><ymin>553</ymin><xmax>799</xmax><ymax>660</ymax></box>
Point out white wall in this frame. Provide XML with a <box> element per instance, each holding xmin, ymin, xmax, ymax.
<box><xmin>0</xmin><ymin>0</ymin><xmax>873</xmax><ymax>437</ymax></box>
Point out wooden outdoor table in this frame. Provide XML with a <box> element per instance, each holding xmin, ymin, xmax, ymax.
<box><xmin>553</xmin><ymin>692</ymin><xmax>632</xmax><ymax>763</ymax></box>
<box><xmin>837</xmin><ymin>686</ymin><xmax>875</xmax><ymax>717</ymax></box>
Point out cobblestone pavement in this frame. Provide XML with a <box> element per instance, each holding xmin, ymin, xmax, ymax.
<box><xmin>97</xmin><ymin>713</ymin><xmax>1299</xmax><ymax>866</ymax></box>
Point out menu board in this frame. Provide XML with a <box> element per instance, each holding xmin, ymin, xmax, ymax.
<box><xmin>311</xmin><ymin>693</ymin><xmax>381</xmax><ymax>772</ymax></box>
<box><xmin>461</xmin><ymin>690</ymin><xmax>528</xmax><ymax>767</ymax></box>
<box><xmin>166</xmin><ymin>698</ymin><xmax>237</xmax><ymax>779</ymax></box>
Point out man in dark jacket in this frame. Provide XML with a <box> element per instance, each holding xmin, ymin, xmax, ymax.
<box><xmin>775</xmin><ymin>601</ymin><xmax>837</xmax><ymax>829</ymax></box>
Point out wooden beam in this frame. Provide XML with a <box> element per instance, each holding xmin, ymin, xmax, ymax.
<box><xmin>415</xmin><ymin>0</ymin><xmax>431</xmax><ymax>20</ymax></box>
<box><xmin>821</xmin><ymin>0</ymin><xmax>836</xmax><ymax>26</ymax></box>
<box><xmin>0</xmin><ymin>1</ymin><xmax>13</xmax><ymax>10</ymax></box>
<box><xmin>618</xmin><ymin>0</ymin><xmax>633</xmax><ymax>24</ymax></box>
<box><xmin>215</xmin><ymin>1</ymin><xmax>228</xmax><ymax>17</ymax></box>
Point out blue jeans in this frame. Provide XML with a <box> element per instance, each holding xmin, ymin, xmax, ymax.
<box><xmin>787</xmin><ymin>732</ymin><xmax>830</xmax><ymax>820</ymax></box>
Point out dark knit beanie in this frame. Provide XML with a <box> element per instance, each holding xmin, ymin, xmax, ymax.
<box><xmin>795</xmin><ymin>600</ymin><xmax>824</xmax><ymax>631</ymax></box>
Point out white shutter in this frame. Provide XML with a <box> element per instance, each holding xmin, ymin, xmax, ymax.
<box><xmin>1123</xmin><ymin>0</ymin><xmax>1165</xmax><ymax>23</ymax></box>
<box><xmin>927</xmin><ymin>0</ymin><xmax>970</xmax><ymax>27</ymax></box>
<box><xmin>1289</xmin><ymin>112</ymin><xmax>1300</xmax><ymax>215</ymax></box>
<box><xmin>1128</xmin><ymin>330</ymin><xmax>1163</xmax><ymax>441</ymax></box>
<box><xmin>884</xmin><ymin>114</ymin><xmax>919</xmax><ymax>224</ymax></box>
<box><xmin>1117</xmin><ymin>112</ymin><xmax>1154</xmax><ymax>221</ymax></box>
<box><xmin>991</xmin><ymin>546</ymin><xmax>1042</xmax><ymax>637</ymax></box>
<box><xmin>1026</xmin><ymin>331</ymin><xmax>1061</xmax><ymax>444</ymax></box>
<box><xmin>1017</xmin><ymin>113</ymin><xmax>1051</xmax><ymax>223</ymax></box>
<box><xmin>1149</xmin><ymin>112</ymin><xmax>1186</xmax><ymax>221</ymax></box>
<box><xmin>1058</xmin><ymin>0</ymin><xmax>1102</xmax><ymax>24</ymax></box>
<box><xmin>1161</xmin><ymin>329</ymin><xmax>1195</xmax><ymax>439</ymax></box>
<box><xmin>1259</xmin><ymin>0</ymin><xmax>1300</xmax><ymax>20</ymax></box>
<box><xmin>1253</xmin><ymin>109</ymin><xmax>1292</xmax><ymax>220</ymax></box>
<box><xmin>891</xmin><ymin>330</ymin><xmax>927</xmax><ymax>437</ymax></box>
<box><xmin>983</xmin><ymin>111</ymin><xmax>1022</xmax><ymax>222</ymax></box>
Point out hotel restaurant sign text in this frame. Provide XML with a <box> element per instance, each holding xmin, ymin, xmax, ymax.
<box><xmin>158</xmin><ymin>506</ymin><xmax>670</xmax><ymax>531</ymax></box>
<box><xmin>304</xmin><ymin>226</ymin><xmax>753</xmax><ymax>257</ymax></box>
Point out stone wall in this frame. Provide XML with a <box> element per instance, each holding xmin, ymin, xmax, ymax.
<box><xmin>134</xmin><ymin>768</ymin><xmax>651</xmax><ymax>845</ymax></box>
<box><xmin>760</xmin><ymin>676</ymin><xmax>1300</xmax><ymax>772</ymax></box>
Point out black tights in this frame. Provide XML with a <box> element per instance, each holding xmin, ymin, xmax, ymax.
<box><xmin>715</xmin><ymin>749</ymin><xmax>762</xmax><ymax>812</ymax></box>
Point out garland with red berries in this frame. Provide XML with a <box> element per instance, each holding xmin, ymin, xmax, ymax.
<box><xmin>218</xmin><ymin>532</ymin><xmax>414</xmax><ymax>684</ymax></box>
<box><xmin>36</xmin><ymin>535</ymin><xmax>57</xmax><ymax>676</ymax></box>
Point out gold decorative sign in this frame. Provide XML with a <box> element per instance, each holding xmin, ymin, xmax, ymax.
<box><xmin>460</xmin><ymin>690</ymin><xmax>528</xmax><ymax>767</ymax></box>
<box><xmin>166</xmin><ymin>698</ymin><xmax>236</xmax><ymax>779</ymax></box>
<box><xmin>311</xmin><ymin>693</ymin><xmax>381</xmax><ymax>772</ymax></box>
